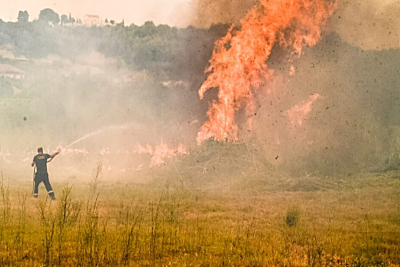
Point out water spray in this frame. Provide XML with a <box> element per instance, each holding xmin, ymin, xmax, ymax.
<box><xmin>60</xmin><ymin>124</ymin><xmax>136</xmax><ymax>151</ymax></box>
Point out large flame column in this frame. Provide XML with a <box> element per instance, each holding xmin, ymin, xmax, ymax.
<box><xmin>197</xmin><ymin>0</ymin><xmax>336</xmax><ymax>144</ymax></box>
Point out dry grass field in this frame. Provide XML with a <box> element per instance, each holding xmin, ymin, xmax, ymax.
<box><xmin>0</xmin><ymin>166</ymin><xmax>399</xmax><ymax>266</ymax></box>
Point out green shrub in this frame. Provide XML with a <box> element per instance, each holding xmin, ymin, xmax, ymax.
<box><xmin>285</xmin><ymin>206</ymin><xmax>300</xmax><ymax>227</ymax></box>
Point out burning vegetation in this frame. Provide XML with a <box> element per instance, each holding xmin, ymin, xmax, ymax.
<box><xmin>197</xmin><ymin>0</ymin><xmax>336</xmax><ymax>143</ymax></box>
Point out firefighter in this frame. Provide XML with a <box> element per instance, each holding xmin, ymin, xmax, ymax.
<box><xmin>31</xmin><ymin>147</ymin><xmax>60</xmax><ymax>200</ymax></box>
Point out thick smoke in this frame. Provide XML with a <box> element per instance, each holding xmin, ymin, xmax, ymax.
<box><xmin>188</xmin><ymin>0</ymin><xmax>400</xmax><ymax>175</ymax></box>
<box><xmin>329</xmin><ymin>0</ymin><xmax>400</xmax><ymax>50</ymax></box>
<box><xmin>188</xmin><ymin>0</ymin><xmax>400</xmax><ymax>51</ymax></box>
<box><xmin>188</xmin><ymin>0</ymin><xmax>258</xmax><ymax>27</ymax></box>
<box><xmin>252</xmin><ymin>33</ymin><xmax>400</xmax><ymax>175</ymax></box>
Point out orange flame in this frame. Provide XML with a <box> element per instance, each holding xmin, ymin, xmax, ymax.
<box><xmin>197</xmin><ymin>0</ymin><xmax>336</xmax><ymax>144</ymax></box>
<box><xmin>135</xmin><ymin>142</ymin><xmax>187</xmax><ymax>167</ymax></box>
<box><xmin>136</xmin><ymin>143</ymin><xmax>153</xmax><ymax>154</ymax></box>
<box><xmin>150</xmin><ymin>142</ymin><xmax>188</xmax><ymax>167</ymax></box>
<box><xmin>150</xmin><ymin>142</ymin><xmax>175</xmax><ymax>167</ymax></box>
<box><xmin>287</xmin><ymin>93</ymin><xmax>320</xmax><ymax>126</ymax></box>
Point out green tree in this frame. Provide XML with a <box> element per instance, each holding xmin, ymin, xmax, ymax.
<box><xmin>38</xmin><ymin>8</ymin><xmax>60</xmax><ymax>25</ymax></box>
<box><xmin>68</xmin><ymin>13</ymin><xmax>75</xmax><ymax>24</ymax></box>
<box><xmin>17</xmin><ymin>10</ymin><xmax>29</xmax><ymax>23</ymax></box>
<box><xmin>60</xmin><ymin>14</ymin><xmax>68</xmax><ymax>25</ymax></box>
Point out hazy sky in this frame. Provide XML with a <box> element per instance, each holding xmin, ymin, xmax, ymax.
<box><xmin>1</xmin><ymin>0</ymin><xmax>399</xmax><ymax>49</ymax></box>
<box><xmin>0</xmin><ymin>0</ymin><xmax>192</xmax><ymax>26</ymax></box>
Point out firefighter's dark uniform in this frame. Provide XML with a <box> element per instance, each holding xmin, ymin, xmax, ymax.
<box><xmin>33</xmin><ymin>153</ymin><xmax>55</xmax><ymax>200</ymax></box>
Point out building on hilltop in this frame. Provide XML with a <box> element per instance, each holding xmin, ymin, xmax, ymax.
<box><xmin>83</xmin><ymin>14</ymin><xmax>102</xmax><ymax>26</ymax></box>
<box><xmin>0</xmin><ymin>64</ymin><xmax>25</xmax><ymax>79</ymax></box>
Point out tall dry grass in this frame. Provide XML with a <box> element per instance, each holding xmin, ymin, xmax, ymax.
<box><xmin>0</xmin><ymin>170</ymin><xmax>399</xmax><ymax>266</ymax></box>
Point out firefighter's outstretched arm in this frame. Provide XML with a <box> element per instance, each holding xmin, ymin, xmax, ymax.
<box><xmin>50</xmin><ymin>151</ymin><xmax>60</xmax><ymax>159</ymax></box>
<box><xmin>50</xmin><ymin>148</ymin><xmax>61</xmax><ymax>159</ymax></box>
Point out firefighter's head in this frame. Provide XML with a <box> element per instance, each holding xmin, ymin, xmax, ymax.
<box><xmin>38</xmin><ymin>147</ymin><xmax>43</xmax><ymax>154</ymax></box>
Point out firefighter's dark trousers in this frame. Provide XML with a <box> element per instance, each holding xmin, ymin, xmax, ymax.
<box><xmin>33</xmin><ymin>172</ymin><xmax>55</xmax><ymax>200</ymax></box>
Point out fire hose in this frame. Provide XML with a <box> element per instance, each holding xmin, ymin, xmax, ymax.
<box><xmin>32</xmin><ymin>165</ymin><xmax>36</xmax><ymax>196</ymax></box>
